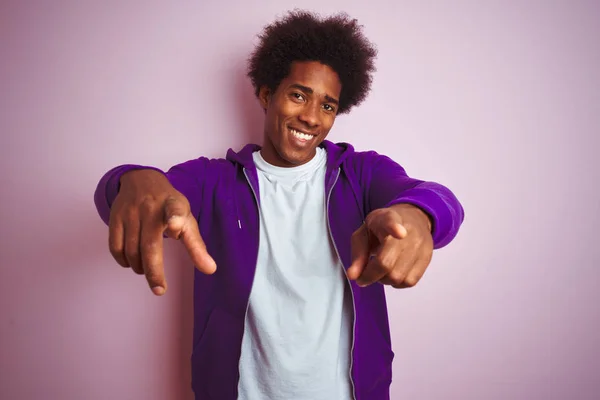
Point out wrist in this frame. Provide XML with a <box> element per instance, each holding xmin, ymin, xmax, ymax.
<box><xmin>389</xmin><ymin>203</ymin><xmax>432</xmax><ymax>232</ymax></box>
<box><xmin>119</xmin><ymin>168</ymin><xmax>168</xmax><ymax>190</ymax></box>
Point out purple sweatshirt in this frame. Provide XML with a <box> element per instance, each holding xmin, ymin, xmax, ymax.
<box><xmin>94</xmin><ymin>140</ymin><xmax>464</xmax><ymax>399</ymax></box>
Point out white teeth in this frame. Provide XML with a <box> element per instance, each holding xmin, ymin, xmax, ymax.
<box><xmin>291</xmin><ymin>128</ymin><xmax>314</xmax><ymax>140</ymax></box>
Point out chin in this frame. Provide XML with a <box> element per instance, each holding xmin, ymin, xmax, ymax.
<box><xmin>280</xmin><ymin>146</ymin><xmax>316</xmax><ymax>165</ymax></box>
<box><xmin>266</xmin><ymin>129</ymin><xmax>321</xmax><ymax>166</ymax></box>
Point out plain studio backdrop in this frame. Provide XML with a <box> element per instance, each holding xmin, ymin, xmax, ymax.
<box><xmin>1</xmin><ymin>1</ymin><xmax>598</xmax><ymax>399</ymax></box>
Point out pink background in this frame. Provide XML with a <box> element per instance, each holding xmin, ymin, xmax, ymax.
<box><xmin>1</xmin><ymin>1</ymin><xmax>599</xmax><ymax>399</ymax></box>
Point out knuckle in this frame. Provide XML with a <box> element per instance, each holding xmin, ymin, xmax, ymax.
<box><xmin>125</xmin><ymin>235</ymin><xmax>139</xmax><ymax>252</ymax></box>
<box><xmin>108</xmin><ymin>239</ymin><xmax>123</xmax><ymax>257</ymax></box>
<box><xmin>122</xmin><ymin>209</ymin><xmax>138</xmax><ymax>226</ymax></box>
<box><xmin>141</xmin><ymin>239</ymin><xmax>160</xmax><ymax>254</ymax></box>
<box><xmin>139</xmin><ymin>198</ymin><xmax>159</xmax><ymax>215</ymax></box>
<box><xmin>410</xmin><ymin>232</ymin><xmax>422</xmax><ymax>244</ymax></box>
<box><xmin>403</xmin><ymin>276</ymin><xmax>419</xmax><ymax>287</ymax></box>
<box><xmin>180</xmin><ymin>196</ymin><xmax>192</xmax><ymax>210</ymax></box>
<box><xmin>145</xmin><ymin>271</ymin><xmax>162</xmax><ymax>284</ymax></box>
<box><xmin>165</xmin><ymin>195</ymin><xmax>190</xmax><ymax>213</ymax></box>
<box><xmin>109</xmin><ymin>247</ymin><xmax>124</xmax><ymax>262</ymax></box>
<box><xmin>388</xmin><ymin>271</ymin><xmax>406</xmax><ymax>285</ymax></box>
<box><xmin>374</xmin><ymin>255</ymin><xmax>394</xmax><ymax>272</ymax></box>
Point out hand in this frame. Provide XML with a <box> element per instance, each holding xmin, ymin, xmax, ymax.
<box><xmin>108</xmin><ymin>169</ymin><xmax>216</xmax><ymax>296</ymax></box>
<box><xmin>347</xmin><ymin>204</ymin><xmax>433</xmax><ymax>288</ymax></box>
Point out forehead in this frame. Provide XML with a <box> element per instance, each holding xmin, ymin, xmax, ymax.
<box><xmin>281</xmin><ymin>61</ymin><xmax>342</xmax><ymax>98</ymax></box>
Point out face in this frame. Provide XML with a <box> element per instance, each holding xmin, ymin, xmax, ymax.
<box><xmin>259</xmin><ymin>61</ymin><xmax>342</xmax><ymax>167</ymax></box>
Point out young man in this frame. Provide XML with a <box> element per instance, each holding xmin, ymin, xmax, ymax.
<box><xmin>94</xmin><ymin>11</ymin><xmax>464</xmax><ymax>400</ymax></box>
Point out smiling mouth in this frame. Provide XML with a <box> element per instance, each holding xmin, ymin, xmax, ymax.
<box><xmin>289</xmin><ymin>127</ymin><xmax>316</xmax><ymax>141</ymax></box>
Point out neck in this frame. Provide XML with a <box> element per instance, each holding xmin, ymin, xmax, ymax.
<box><xmin>259</xmin><ymin>140</ymin><xmax>316</xmax><ymax>168</ymax></box>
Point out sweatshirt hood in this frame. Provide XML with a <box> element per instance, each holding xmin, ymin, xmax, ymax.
<box><xmin>225</xmin><ymin>140</ymin><xmax>355</xmax><ymax>170</ymax></box>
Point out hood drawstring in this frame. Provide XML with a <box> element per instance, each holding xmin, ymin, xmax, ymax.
<box><xmin>234</xmin><ymin>163</ymin><xmax>242</xmax><ymax>230</ymax></box>
<box><xmin>226</xmin><ymin>143</ymin><xmax>262</xmax><ymax>232</ymax></box>
<box><xmin>226</xmin><ymin>140</ymin><xmax>354</xmax><ymax>231</ymax></box>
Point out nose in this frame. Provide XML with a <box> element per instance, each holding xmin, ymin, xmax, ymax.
<box><xmin>298</xmin><ymin>103</ymin><xmax>320</xmax><ymax>128</ymax></box>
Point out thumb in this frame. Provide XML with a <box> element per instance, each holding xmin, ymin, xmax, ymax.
<box><xmin>388</xmin><ymin>222</ymin><xmax>408</xmax><ymax>240</ymax></box>
<box><xmin>163</xmin><ymin>197</ymin><xmax>217</xmax><ymax>275</ymax></box>
<box><xmin>373</xmin><ymin>211</ymin><xmax>408</xmax><ymax>241</ymax></box>
<box><xmin>162</xmin><ymin>196</ymin><xmax>190</xmax><ymax>235</ymax></box>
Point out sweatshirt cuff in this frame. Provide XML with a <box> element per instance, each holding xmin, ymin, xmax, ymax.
<box><xmin>93</xmin><ymin>164</ymin><xmax>165</xmax><ymax>226</ymax></box>
<box><xmin>384</xmin><ymin>185</ymin><xmax>459</xmax><ymax>249</ymax></box>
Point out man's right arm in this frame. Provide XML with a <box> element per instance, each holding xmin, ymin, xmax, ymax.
<box><xmin>93</xmin><ymin>158</ymin><xmax>210</xmax><ymax>226</ymax></box>
<box><xmin>93</xmin><ymin>157</ymin><xmax>215</xmax><ymax>296</ymax></box>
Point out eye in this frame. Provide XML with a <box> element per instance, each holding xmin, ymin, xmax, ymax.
<box><xmin>291</xmin><ymin>92</ymin><xmax>305</xmax><ymax>102</ymax></box>
<box><xmin>323</xmin><ymin>104</ymin><xmax>336</xmax><ymax>113</ymax></box>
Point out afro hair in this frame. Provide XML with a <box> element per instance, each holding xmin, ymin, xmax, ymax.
<box><xmin>247</xmin><ymin>10</ymin><xmax>377</xmax><ymax>114</ymax></box>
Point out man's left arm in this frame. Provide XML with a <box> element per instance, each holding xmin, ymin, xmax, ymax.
<box><xmin>347</xmin><ymin>153</ymin><xmax>465</xmax><ymax>288</ymax></box>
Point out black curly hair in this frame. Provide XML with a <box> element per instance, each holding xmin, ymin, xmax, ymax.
<box><xmin>247</xmin><ymin>10</ymin><xmax>377</xmax><ymax>114</ymax></box>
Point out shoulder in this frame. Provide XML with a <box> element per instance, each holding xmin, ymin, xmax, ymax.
<box><xmin>168</xmin><ymin>155</ymin><xmax>232</xmax><ymax>172</ymax></box>
<box><xmin>166</xmin><ymin>156</ymin><xmax>235</xmax><ymax>186</ymax></box>
<box><xmin>323</xmin><ymin>140</ymin><xmax>398</xmax><ymax>172</ymax></box>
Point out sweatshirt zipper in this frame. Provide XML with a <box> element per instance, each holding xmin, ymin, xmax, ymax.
<box><xmin>326</xmin><ymin>167</ymin><xmax>357</xmax><ymax>400</ymax></box>
<box><xmin>241</xmin><ymin>167</ymin><xmax>261</xmax><ymax>316</ymax></box>
<box><xmin>238</xmin><ymin>168</ymin><xmax>261</xmax><ymax>385</ymax></box>
<box><xmin>242</xmin><ymin>165</ymin><xmax>357</xmax><ymax>398</ymax></box>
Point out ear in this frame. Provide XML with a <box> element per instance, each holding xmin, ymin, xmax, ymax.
<box><xmin>258</xmin><ymin>86</ymin><xmax>271</xmax><ymax>111</ymax></box>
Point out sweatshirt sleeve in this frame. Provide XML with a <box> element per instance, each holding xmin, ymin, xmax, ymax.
<box><xmin>93</xmin><ymin>158</ymin><xmax>210</xmax><ymax>226</ymax></box>
<box><xmin>362</xmin><ymin>153</ymin><xmax>464</xmax><ymax>249</ymax></box>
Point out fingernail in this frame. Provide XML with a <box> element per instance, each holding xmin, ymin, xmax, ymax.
<box><xmin>152</xmin><ymin>286</ymin><xmax>165</xmax><ymax>296</ymax></box>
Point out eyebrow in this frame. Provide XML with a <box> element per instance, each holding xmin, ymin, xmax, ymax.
<box><xmin>289</xmin><ymin>83</ymin><xmax>339</xmax><ymax>105</ymax></box>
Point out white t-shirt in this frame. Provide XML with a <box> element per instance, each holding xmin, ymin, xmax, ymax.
<box><xmin>237</xmin><ymin>148</ymin><xmax>353</xmax><ymax>400</ymax></box>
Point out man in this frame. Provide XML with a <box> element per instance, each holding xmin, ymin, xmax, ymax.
<box><xmin>94</xmin><ymin>10</ymin><xmax>464</xmax><ymax>400</ymax></box>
